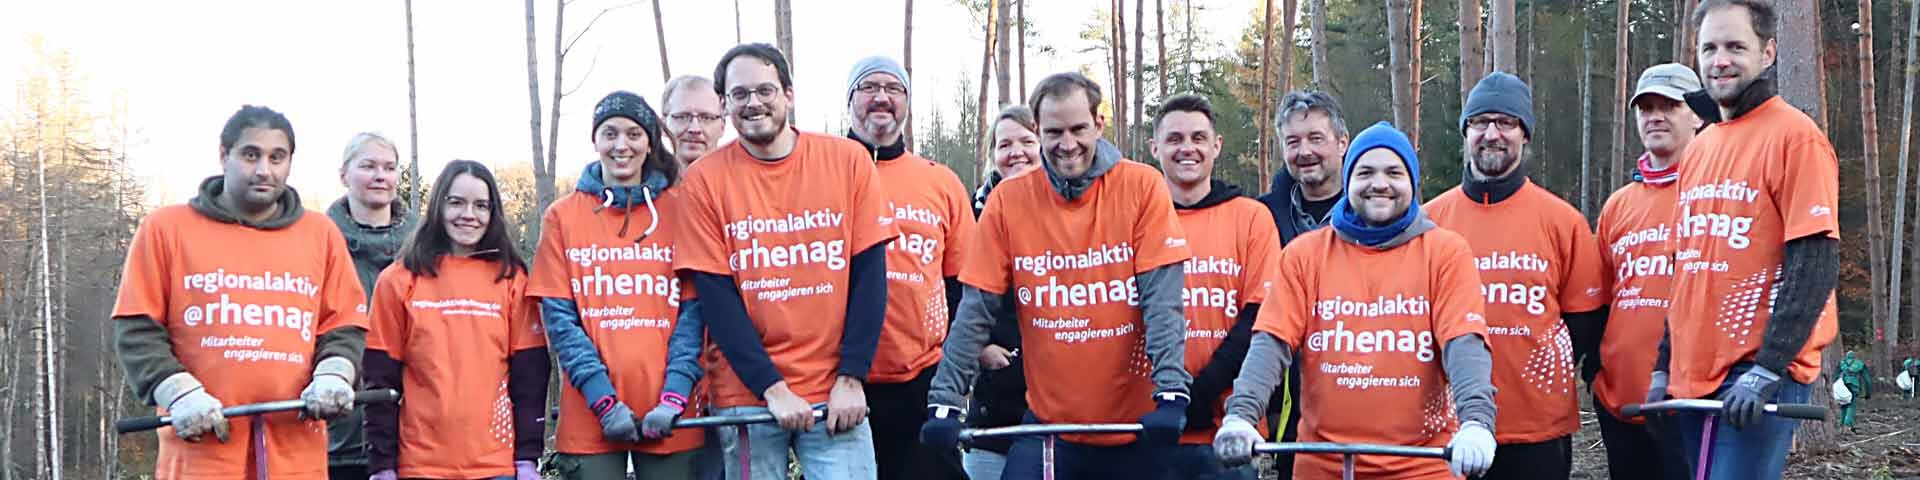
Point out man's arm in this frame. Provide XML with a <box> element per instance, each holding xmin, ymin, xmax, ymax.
<box><xmin>927</xmin><ymin>286</ymin><xmax>1002</xmax><ymax>408</ymax></box>
<box><xmin>1753</xmin><ymin>236</ymin><xmax>1838</xmax><ymax>374</ymax></box>
<box><xmin>113</xmin><ymin>315</ymin><xmax>186</xmax><ymax>405</ymax></box>
<box><xmin>838</xmin><ymin>244</ymin><xmax>888</xmax><ymax>380</ymax></box>
<box><xmin>1566</xmin><ymin>309</ymin><xmax>1608</xmax><ymax>382</ymax></box>
<box><xmin>1443</xmin><ymin>335</ymin><xmax>1498</xmax><ymax>432</ymax></box>
<box><xmin>688</xmin><ymin>271</ymin><xmax>784</xmax><ymax>397</ymax></box>
<box><xmin>1191</xmin><ymin>305</ymin><xmax>1258</xmax><ymax>410</ymax></box>
<box><xmin>1224</xmin><ymin>333</ymin><xmax>1291</xmax><ymax>421</ymax></box>
<box><xmin>1136</xmin><ymin>263</ymin><xmax>1192</xmax><ymax>397</ymax></box>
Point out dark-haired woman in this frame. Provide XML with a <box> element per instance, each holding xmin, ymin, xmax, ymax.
<box><xmin>364</xmin><ymin>160</ymin><xmax>549</xmax><ymax>480</ymax></box>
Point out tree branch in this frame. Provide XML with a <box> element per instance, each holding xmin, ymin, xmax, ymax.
<box><xmin>562</xmin><ymin>45</ymin><xmax>604</xmax><ymax>98</ymax></box>
<box><xmin>562</xmin><ymin>1</ymin><xmax>645</xmax><ymax>57</ymax></box>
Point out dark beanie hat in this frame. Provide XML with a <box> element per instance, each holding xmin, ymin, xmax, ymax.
<box><xmin>592</xmin><ymin>90</ymin><xmax>657</xmax><ymax>140</ymax></box>
<box><xmin>1459</xmin><ymin>72</ymin><xmax>1535</xmax><ymax>138</ymax></box>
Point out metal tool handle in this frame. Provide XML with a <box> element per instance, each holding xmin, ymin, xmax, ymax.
<box><xmin>672</xmin><ymin>409</ymin><xmax>827</xmax><ymax>429</ymax></box>
<box><xmin>1252</xmin><ymin>441</ymin><xmax>1450</xmax><ymax>459</ymax></box>
<box><xmin>957</xmin><ymin>423</ymin><xmax>1144</xmax><ymax>442</ymax></box>
<box><xmin>1621</xmin><ymin>399</ymin><xmax>1828</xmax><ymax>420</ymax></box>
<box><xmin>116</xmin><ymin>389</ymin><xmax>401</xmax><ymax>434</ymax></box>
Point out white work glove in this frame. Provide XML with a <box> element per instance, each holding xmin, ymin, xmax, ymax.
<box><xmin>1211</xmin><ymin>415</ymin><xmax>1262</xmax><ymax>467</ymax></box>
<box><xmin>1448</xmin><ymin>421</ymin><xmax>1496</xmax><ymax>478</ymax></box>
<box><xmin>368</xmin><ymin>469</ymin><xmax>397</xmax><ymax>480</ymax></box>
<box><xmin>155</xmin><ymin>372</ymin><xmax>229</xmax><ymax>442</ymax></box>
<box><xmin>301</xmin><ymin>356</ymin><xmax>357</xmax><ymax>420</ymax></box>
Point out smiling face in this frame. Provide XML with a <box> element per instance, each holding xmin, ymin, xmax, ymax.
<box><xmin>1036</xmin><ymin>88</ymin><xmax>1105</xmax><ymax>178</ymax></box>
<box><xmin>1634</xmin><ymin>95</ymin><xmax>1702</xmax><ymax>159</ymax></box>
<box><xmin>341</xmin><ymin>141</ymin><xmax>399</xmax><ymax>209</ymax></box>
<box><xmin>723</xmin><ymin>57</ymin><xmax>793</xmax><ymax>146</ymax></box>
<box><xmin>594</xmin><ymin>117</ymin><xmax>649</xmax><ymax>185</ymax></box>
<box><xmin>441</xmin><ymin>172</ymin><xmax>492</xmax><ymax>254</ymax></box>
<box><xmin>992</xmin><ymin>118</ymin><xmax>1041</xmax><ymax>178</ymax></box>
<box><xmin>1151</xmin><ymin>110</ymin><xmax>1221</xmax><ymax>188</ymax></box>
<box><xmin>851</xmin><ymin>72</ymin><xmax>908</xmax><ymax>144</ymax></box>
<box><xmin>220</xmin><ymin>127</ymin><xmax>293</xmax><ymax>210</ymax></box>
<box><xmin>1697</xmin><ymin>5</ymin><xmax>1777</xmax><ymax>106</ymax></box>
<box><xmin>664</xmin><ymin>86</ymin><xmax>726</xmax><ymax>163</ymax></box>
<box><xmin>1279</xmin><ymin>110</ymin><xmax>1348</xmax><ymax>189</ymax></box>
<box><xmin>1464</xmin><ymin>113</ymin><xmax>1528</xmax><ymax>178</ymax></box>
<box><xmin>1346</xmin><ymin>148</ymin><xmax>1414</xmax><ymax>226</ymax></box>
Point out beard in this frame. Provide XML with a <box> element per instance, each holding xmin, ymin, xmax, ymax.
<box><xmin>1470</xmin><ymin>144</ymin><xmax>1518</xmax><ymax>178</ymax></box>
<box><xmin>739</xmin><ymin>106</ymin><xmax>788</xmax><ymax>146</ymax></box>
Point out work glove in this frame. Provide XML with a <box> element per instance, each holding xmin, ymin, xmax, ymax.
<box><xmin>513</xmin><ymin>460</ymin><xmax>541</xmax><ymax>480</ymax></box>
<box><xmin>369</xmin><ymin>469</ymin><xmax>397</xmax><ymax>480</ymax></box>
<box><xmin>641</xmin><ymin>392</ymin><xmax>688</xmax><ymax>439</ymax></box>
<box><xmin>591</xmin><ymin>396</ymin><xmax>641</xmax><ymax>443</ymax></box>
<box><xmin>155</xmin><ymin>372</ymin><xmax>229</xmax><ymax>442</ymax></box>
<box><xmin>1718</xmin><ymin>365</ymin><xmax>1784</xmax><ymax>431</ymax></box>
<box><xmin>301</xmin><ymin>356</ymin><xmax>356</xmax><ymax>420</ymax></box>
<box><xmin>1643</xmin><ymin>371</ymin><xmax>1672</xmax><ymax>434</ymax></box>
<box><xmin>1211</xmin><ymin>415</ymin><xmax>1261</xmax><ymax>467</ymax></box>
<box><xmin>1447</xmin><ymin>421</ymin><xmax>1496</xmax><ymax>477</ymax></box>
<box><xmin>1137</xmin><ymin>392</ymin><xmax>1190</xmax><ymax>446</ymax></box>
<box><xmin>918</xmin><ymin>404</ymin><xmax>967</xmax><ymax>451</ymax></box>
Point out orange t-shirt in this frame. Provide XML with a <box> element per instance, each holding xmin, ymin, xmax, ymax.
<box><xmin>1668</xmin><ymin>97</ymin><xmax>1841</xmax><ymax>399</ymax></box>
<box><xmin>960</xmin><ymin>160</ymin><xmax>1192</xmax><ymax>446</ymax></box>
<box><xmin>528</xmin><ymin>190</ymin><xmax>706</xmax><ymax>455</ymax></box>
<box><xmin>111</xmin><ymin>205</ymin><xmax>368</xmax><ymax>480</ymax></box>
<box><xmin>868</xmin><ymin>151</ymin><xmax>977</xmax><ymax>383</ymax></box>
<box><xmin>1593</xmin><ymin>180</ymin><xmax>1678</xmax><ymax>423</ymax></box>
<box><xmin>364</xmin><ymin>258</ymin><xmax>544</xmax><ymax>479</ymax></box>
<box><xmin>1424</xmin><ymin>181</ymin><xmax>1609</xmax><ymax>443</ymax></box>
<box><xmin>672</xmin><ymin>130</ymin><xmax>900</xmax><ymax>407</ymax></box>
<box><xmin>1254</xmin><ymin>227</ymin><xmax>1489</xmax><ymax>479</ymax></box>
<box><xmin>1174</xmin><ymin>196</ymin><xmax>1281</xmax><ymax>445</ymax></box>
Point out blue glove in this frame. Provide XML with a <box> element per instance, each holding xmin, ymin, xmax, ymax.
<box><xmin>1137</xmin><ymin>392</ymin><xmax>1190</xmax><ymax>446</ymax></box>
<box><xmin>919</xmin><ymin>404</ymin><xmax>967</xmax><ymax>451</ymax></box>
<box><xmin>1717</xmin><ymin>365</ymin><xmax>1783</xmax><ymax>430</ymax></box>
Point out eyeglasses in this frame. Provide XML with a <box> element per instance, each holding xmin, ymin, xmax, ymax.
<box><xmin>667</xmin><ymin>112</ymin><xmax>725</xmax><ymax>125</ymax></box>
<box><xmin>727</xmin><ymin>84</ymin><xmax>784</xmax><ymax>103</ymax></box>
<box><xmin>1465</xmin><ymin>117</ymin><xmax>1523</xmax><ymax>132</ymax></box>
<box><xmin>854</xmin><ymin>82</ymin><xmax>908</xmax><ymax>97</ymax></box>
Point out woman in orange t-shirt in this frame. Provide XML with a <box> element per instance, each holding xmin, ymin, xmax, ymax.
<box><xmin>364</xmin><ymin>161</ymin><xmax>550</xmax><ymax>480</ymax></box>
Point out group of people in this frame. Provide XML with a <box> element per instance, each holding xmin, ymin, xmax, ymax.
<box><xmin>111</xmin><ymin>0</ymin><xmax>1838</xmax><ymax>479</ymax></box>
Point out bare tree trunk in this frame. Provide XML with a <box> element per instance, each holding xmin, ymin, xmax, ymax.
<box><xmin>1407</xmin><ymin>0</ymin><xmax>1421</xmax><ymax>144</ymax></box>
<box><xmin>1281</xmin><ymin>0</ymin><xmax>1300</xmax><ymax>96</ymax></box>
<box><xmin>905</xmin><ymin>0</ymin><xmax>915</xmax><ymax>147</ymax></box>
<box><xmin>1157</xmin><ymin>0</ymin><xmax>1168</xmax><ymax>98</ymax></box>
<box><xmin>524</xmin><ymin>0</ymin><xmax>546</xmax><ymax>238</ymax></box>
<box><xmin>1386</xmin><ymin>0</ymin><xmax>1414</xmax><ymax>131</ymax></box>
<box><xmin>1018</xmin><ymin>0</ymin><xmax>1028</xmax><ymax>100</ymax></box>
<box><xmin>734</xmin><ymin>0</ymin><xmax>742</xmax><ymax>43</ymax></box>
<box><xmin>1490</xmin><ymin>0</ymin><xmax>1516</xmax><ymax>72</ymax></box>
<box><xmin>1121</xmin><ymin>0</ymin><xmax>1136</xmax><ymax>155</ymax></box>
<box><xmin>1682</xmin><ymin>0</ymin><xmax>1701</xmax><ymax>67</ymax></box>
<box><xmin>997</xmin><ymin>0</ymin><xmax>1013</xmax><ymax>106</ymax></box>
<box><xmin>1259</xmin><ymin>0</ymin><xmax>1275</xmax><ymax>193</ymax></box>
<box><xmin>1776</xmin><ymin>0</ymin><xmax>1841</xmax><ymax>449</ymax></box>
<box><xmin>977</xmin><ymin>0</ymin><xmax>998</xmax><ymax>167</ymax></box>
<box><xmin>1612</xmin><ymin>0</ymin><xmax>1630</xmax><ymax>190</ymax></box>
<box><xmin>1310</xmin><ymin>0</ymin><xmax>1329</xmax><ymax>90</ymax></box>
<box><xmin>1580</xmin><ymin>29</ymin><xmax>1593</xmax><ymax>216</ymax></box>
<box><xmin>406</xmin><ymin>0</ymin><xmax>423</xmax><ymax>209</ymax></box>
<box><xmin>1460</xmin><ymin>0</ymin><xmax>1485</xmax><ymax>125</ymax></box>
<box><xmin>1903</xmin><ymin>0</ymin><xmax>1920</xmax><ymax>356</ymax></box>
<box><xmin>36</xmin><ymin>125</ymin><xmax>57</xmax><ymax>480</ymax></box>
<box><xmin>541</xmin><ymin>0</ymin><xmax>568</xmax><ymax>242</ymax></box>
<box><xmin>653</xmin><ymin>0</ymin><xmax>671</xmax><ymax>82</ymax></box>
<box><xmin>1861</xmin><ymin>0</ymin><xmax>1893</xmax><ymax>370</ymax></box>
<box><xmin>1115</xmin><ymin>0</ymin><xmax>1130</xmax><ymax>151</ymax></box>
<box><xmin>1185</xmin><ymin>0</ymin><xmax>1195</xmax><ymax>89</ymax></box>
<box><xmin>775</xmin><ymin>0</ymin><xmax>794</xmax><ymax>122</ymax></box>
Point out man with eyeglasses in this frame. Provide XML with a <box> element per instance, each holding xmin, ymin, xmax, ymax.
<box><xmin>1424</xmin><ymin>72</ymin><xmax>1610</xmax><ymax>480</ymax></box>
<box><xmin>672</xmin><ymin>43</ymin><xmax>898</xmax><ymax>480</ymax></box>
<box><xmin>663</xmin><ymin>75</ymin><xmax>728</xmax><ymax>167</ymax></box>
<box><xmin>841</xmin><ymin>55</ymin><xmax>974</xmax><ymax>480</ymax></box>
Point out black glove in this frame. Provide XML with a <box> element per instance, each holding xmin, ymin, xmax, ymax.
<box><xmin>1643</xmin><ymin>371</ymin><xmax>1671</xmax><ymax>435</ymax></box>
<box><xmin>1138</xmin><ymin>392</ymin><xmax>1190</xmax><ymax>446</ymax></box>
<box><xmin>919</xmin><ymin>405</ymin><xmax>967</xmax><ymax>451</ymax></box>
<box><xmin>1717</xmin><ymin>366</ymin><xmax>1784</xmax><ymax>431</ymax></box>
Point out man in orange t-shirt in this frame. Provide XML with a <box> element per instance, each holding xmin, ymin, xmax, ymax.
<box><xmin>1150</xmin><ymin>94</ymin><xmax>1280</xmax><ymax>480</ymax></box>
<box><xmin>843</xmin><ymin>56</ymin><xmax>974</xmax><ymax>480</ymax></box>
<box><xmin>1425</xmin><ymin>72</ymin><xmax>1610</xmax><ymax>480</ymax></box>
<box><xmin>1213</xmin><ymin>122</ymin><xmax>1497</xmax><ymax>479</ymax></box>
<box><xmin>920</xmin><ymin>72</ymin><xmax>1194</xmax><ymax>480</ymax></box>
<box><xmin>1590</xmin><ymin>63</ymin><xmax>1703</xmax><ymax>480</ymax></box>
<box><xmin>112</xmin><ymin>105</ymin><xmax>368</xmax><ymax>480</ymax></box>
<box><xmin>1653</xmin><ymin>2</ymin><xmax>1840</xmax><ymax>477</ymax></box>
<box><xmin>671</xmin><ymin>43</ymin><xmax>898</xmax><ymax>480</ymax></box>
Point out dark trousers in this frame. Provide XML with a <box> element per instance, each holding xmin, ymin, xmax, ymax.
<box><xmin>867</xmin><ymin>367</ymin><xmax>968</xmax><ymax>480</ymax></box>
<box><xmin>1594</xmin><ymin>394</ymin><xmax>1690</xmax><ymax>480</ymax></box>
<box><xmin>1002</xmin><ymin>435</ymin><xmax>1171</xmax><ymax>480</ymax></box>
<box><xmin>327</xmin><ymin>465</ymin><xmax>366</xmax><ymax>480</ymax></box>
<box><xmin>1480</xmin><ymin>435</ymin><xmax>1571</xmax><ymax>480</ymax></box>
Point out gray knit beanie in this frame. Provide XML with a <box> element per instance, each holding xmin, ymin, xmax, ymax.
<box><xmin>846</xmin><ymin>56</ymin><xmax>911</xmax><ymax>103</ymax></box>
<box><xmin>1459</xmin><ymin>72</ymin><xmax>1535</xmax><ymax>138</ymax></box>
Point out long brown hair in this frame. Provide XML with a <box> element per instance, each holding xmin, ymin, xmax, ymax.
<box><xmin>399</xmin><ymin>160</ymin><xmax>526</xmax><ymax>281</ymax></box>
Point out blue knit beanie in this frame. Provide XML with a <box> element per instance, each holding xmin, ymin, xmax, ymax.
<box><xmin>1459</xmin><ymin>72</ymin><xmax>1535</xmax><ymax>138</ymax></box>
<box><xmin>1332</xmin><ymin>122</ymin><xmax>1423</xmax><ymax>246</ymax></box>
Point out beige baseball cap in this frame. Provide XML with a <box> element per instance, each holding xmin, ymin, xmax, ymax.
<box><xmin>1631</xmin><ymin>63</ymin><xmax>1704</xmax><ymax>105</ymax></box>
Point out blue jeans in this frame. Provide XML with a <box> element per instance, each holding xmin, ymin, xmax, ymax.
<box><xmin>963</xmin><ymin>449</ymin><xmax>1007</xmax><ymax>480</ymax></box>
<box><xmin>1165</xmin><ymin>444</ymin><xmax>1254</xmax><ymax>480</ymax></box>
<box><xmin>1671</xmin><ymin>366</ymin><xmax>1813</xmax><ymax>480</ymax></box>
<box><xmin>712</xmin><ymin>405</ymin><xmax>876</xmax><ymax>480</ymax></box>
<box><xmin>1001</xmin><ymin>435</ymin><xmax>1171</xmax><ymax>480</ymax></box>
